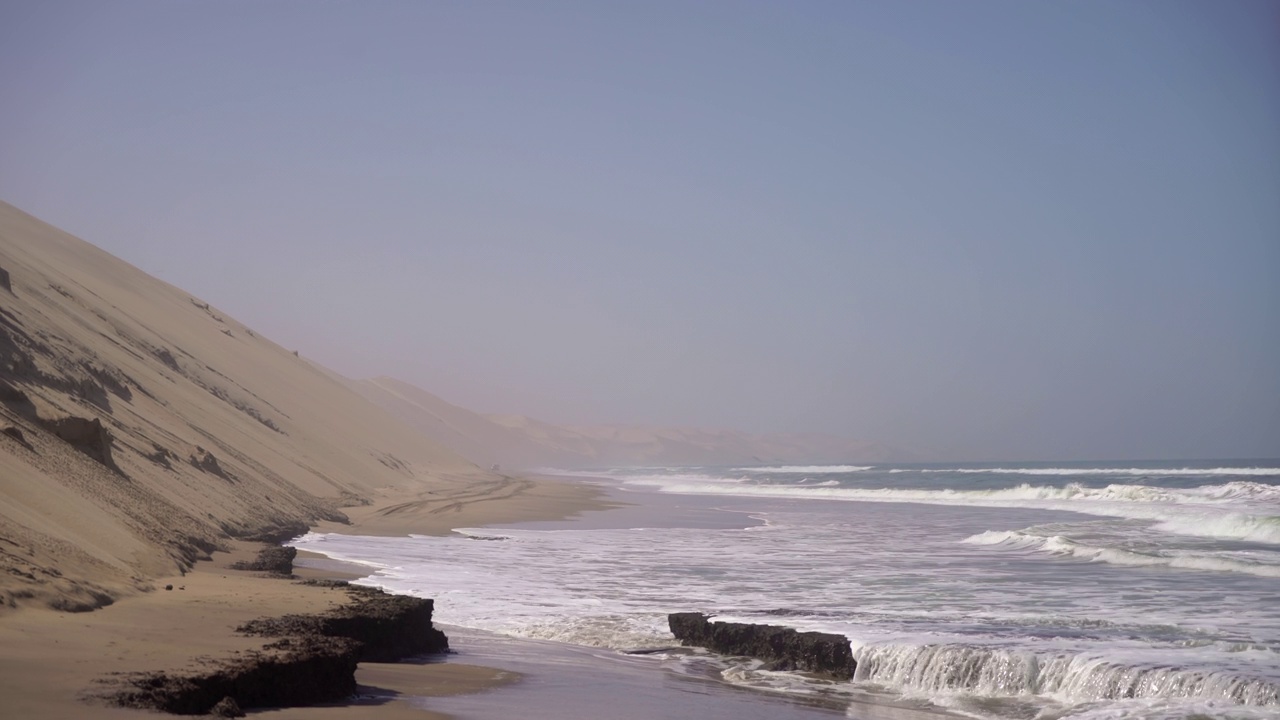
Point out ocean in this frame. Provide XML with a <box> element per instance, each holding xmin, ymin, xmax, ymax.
<box><xmin>292</xmin><ymin>460</ymin><xmax>1280</xmax><ymax>720</ymax></box>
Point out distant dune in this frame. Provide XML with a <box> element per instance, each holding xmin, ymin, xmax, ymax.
<box><xmin>0</xmin><ymin>200</ymin><xmax>489</xmax><ymax>612</ymax></box>
<box><xmin>353</xmin><ymin>376</ymin><xmax>911</xmax><ymax>469</ymax></box>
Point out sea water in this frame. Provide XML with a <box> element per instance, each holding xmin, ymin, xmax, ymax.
<box><xmin>292</xmin><ymin>460</ymin><xmax>1280</xmax><ymax>720</ymax></box>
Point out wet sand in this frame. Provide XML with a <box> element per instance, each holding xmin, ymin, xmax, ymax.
<box><xmin>423</xmin><ymin>627</ymin><xmax>853</xmax><ymax>720</ymax></box>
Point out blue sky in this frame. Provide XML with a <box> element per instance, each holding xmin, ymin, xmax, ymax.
<box><xmin>1</xmin><ymin>1</ymin><xmax>1276</xmax><ymax>460</ymax></box>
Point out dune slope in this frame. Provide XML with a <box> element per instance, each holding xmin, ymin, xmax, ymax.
<box><xmin>0</xmin><ymin>200</ymin><xmax>486</xmax><ymax>612</ymax></box>
<box><xmin>353</xmin><ymin>376</ymin><xmax>909</xmax><ymax>469</ymax></box>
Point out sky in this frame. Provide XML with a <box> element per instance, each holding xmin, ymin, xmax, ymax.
<box><xmin>0</xmin><ymin>1</ymin><xmax>1277</xmax><ymax>461</ymax></box>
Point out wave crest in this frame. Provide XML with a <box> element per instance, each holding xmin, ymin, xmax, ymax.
<box><xmin>738</xmin><ymin>465</ymin><xmax>875</xmax><ymax>474</ymax></box>
<box><xmin>962</xmin><ymin>530</ymin><xmax>1280</xmax><ymax>578</ymax></box>
<box><xmin>622</xmin><ymin>477</ymin><xmax>1280</xmax><ymax>545</ymax></box>
<box><xmin>854</xmin><ymin>643</ymin><xmax>1280</xmax><ymax>707</ymax></box>
<box><xmin>902</xmin><ymin>467</ymin><xmax>1280</xmax><ymax>477</ymax></box>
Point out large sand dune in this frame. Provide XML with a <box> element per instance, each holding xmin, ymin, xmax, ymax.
<box><xmin>354</xmin><ymin>375</ymin><xmax>909</xmax><ymax>469</ymax></box>
<box><xmin>0</xmin><ymin>200</ymin><xmax>492</xmax><ymax>612</ymax></box>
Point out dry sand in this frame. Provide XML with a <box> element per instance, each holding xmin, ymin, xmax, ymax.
<box><xmin>0</xmin><ymin>198</ymin><xmax>499</xmax><ymax>614</ymax></box>
<box><xmin>320</xmin><ymin>472</ymin><xmax>618</xmax><ymax>538</ymax></box>
<box><xmin>0</xmin><ymin>476</ymin><xmax>608</xmax><ymax>719</ymax></box>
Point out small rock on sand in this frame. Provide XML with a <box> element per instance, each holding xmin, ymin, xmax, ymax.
<box><xmin>210</xmin><ymin>695</ymin><xmax>244</xmax><ymax>717</ymax></box>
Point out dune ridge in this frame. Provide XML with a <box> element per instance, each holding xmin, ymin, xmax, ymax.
<box><xmin>353</xmin><ymin>375</ymin><xmax>910</xmax><ymax>469</ymax></box>
<box><xmin>0</xmin><ymin>199</ymin><xmax>506</xmax><ymax>613</ymax></box>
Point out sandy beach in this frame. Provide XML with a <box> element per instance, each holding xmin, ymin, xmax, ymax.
<box><xmin>0</xmin><ymin>202</ymin><xmax>617</xmax><ymax>718</ymax></box>
<box><xmin>0</xmin><ymin>475</ymin><xmax>609</xmax><ymax>719</ymax></box>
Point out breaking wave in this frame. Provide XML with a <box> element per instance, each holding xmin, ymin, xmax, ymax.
<box><xmin>963</xmin><ymin>531</ymin><xmax>1280</xmax><ymax>578</ymax></box>
<box><xmin>895</xmin><ymin>467</ymin><xmax>1280</xmax><ymax>477</ymax></box>
<box><xmin>853</xmin><ymin>643</ymin><xmax>1280</xmax><ymax>707</ymax></box>
<box><xmin>627</xmin><ymin>476</ymin><xmax>1280</xmax><ymax>538</ymax></box>
<box><xmin>619</xmin><ymin>478</ymin><xmax>1280</xmax><ymax>545</ymax></box>
<box><xmin>737</xmin><ymin>465</ymin><xmax>875</xmax><ymax>474</ymax></box>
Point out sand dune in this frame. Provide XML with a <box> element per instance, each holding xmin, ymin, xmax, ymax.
<box><xmin>354</xmin><ymin>375</ymin><xmax>909</xmax><ymax>469</ymax></box>
<box><xmin>346</xmin><ymin>375</ymin><xmax>557</xmax><ymax>469</ymax></box>
<box><xmin>0</xmin><ymin>200</ymin><xmax>500</xmax><ymax>612</ymax></box>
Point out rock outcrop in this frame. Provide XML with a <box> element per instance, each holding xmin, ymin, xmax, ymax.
<box><xmin>44</xmin><ymin>415</ymin><xmax>118</xmax><ymax>471</ymax></box>
<box><xmin>229</xmin><ymin>546</ymin><xmax>297</xmax><ymax>576</ymax></box>
<box><xmin>108</xmin><ymin>585</ymin><xmax>448</xmax><ymax>714</ymax></box>
<box><xmin>209</xmin><ymin>696</ymin><xmax>244</xmax><ymax>718</ymax></box>
<box><xmin>0</xmin><ymin>200</ymin><xmax>489</xmax><ymax>614</ymax></box>
<box><xmin>110</xmin><ymin>636</ymin><xmax>358</xmax><ymax>715</ymax></box>
<box><xmin>239</xmin><ymin>584</ymin><xmax>448</xmax><ymax>662</ymax></box>
<box><xmin>1</xmin><ymin>425</ymin><xmax>27</xmax><ymax>445</ymax></box>
<box><xmin>668</xmin><ymin>612</ymin><xmax>857</xmax><ymax>679</ymax></box>
<box><xmin>189</xmin><ymin>446</ymin><xmax>230</xmax><ymax>479</ymax></box>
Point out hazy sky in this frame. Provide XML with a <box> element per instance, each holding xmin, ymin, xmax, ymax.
<box><xmin>1</xmin><ymin>1</ymin><xmax>1277</xmax><ymax>461</ymax></box>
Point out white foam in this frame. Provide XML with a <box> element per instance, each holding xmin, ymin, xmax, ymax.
<box><xmin>1190</xmin><ymin>481</ymin><xmax>1280</xmax><ymax>502</ymax></box>
<box><xmin>738</xmin><ymin>465</ymin><xmax>876</xmax><ymax>474</ymax></box>
<box><xmin>290</xmin><ymin>485</ymin><xmax>1280</xmax><ymax>720</ymax></box>
<box><xmin>901</xmin><ymin>467</ymin><xmax>1280</xmax><ymax>477</ymax></box>
<box><xmin>962</xmin><ymin>530</ymin><xmax>1280</xmax><ymax>578</ymax></box>
<box><xmin>963</xmin><ymin>530</ymin><xmax>1051</xmax><ymax>549</ymax></box>
<box><xmin>616</xmin><ymin>478</ymin><xmax>1280</xmax><ymax>545</ymax></box>
<box><xmin>853</xmin><ymin>643</ymin><xmax>1280</xmax><ymax>707</ymax></box>
<box><xmin>1152</xmin><ymin>514</ymin><xmax>1280</xmax><ymax>545</ymax></box>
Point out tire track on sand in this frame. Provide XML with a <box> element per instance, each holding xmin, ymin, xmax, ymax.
<box><xmin>375</xmin><ymin>476</ymin><xmax>534</xmax><ymax>518</ymax></box>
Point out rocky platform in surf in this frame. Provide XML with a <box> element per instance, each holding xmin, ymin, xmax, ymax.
<box><xmin>669</xmin><ymin>612</ymin><xmax>856</xmax><ymax>679</ymax></box>
<box><xmin>101</xmin><ymin>581</ymin><xmax>448</xmax><ymax>716</ymax></box>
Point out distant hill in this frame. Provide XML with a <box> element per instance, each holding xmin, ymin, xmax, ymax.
<box><xmin>352</xmin><ymin>376</ymin><xmax>911</xmax><ymax>469</ymax></box>
<box><xmin>0</xmin><ymin>200</ymin><xmax>487</xmax><ymax>611</ymax></box>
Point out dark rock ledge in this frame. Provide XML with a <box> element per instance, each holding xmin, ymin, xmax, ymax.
<box><xmin>240</xmin><ymin>584</ymin><xmax>449</xmax><ymax>662</ymax></box>
<box><xmin>668</xmin><ymin>612</ymin><xmax>857</xmax><ymax>680</ymax></box>
<box><xmin>228</xmin><ymin>545</ymin><xmax>297</xmax><ymax>576</ymax></box>
<box><xmin>103</xmin><ymin>584</ymin><xmax>448</xmax><ymax>716</ymax></box>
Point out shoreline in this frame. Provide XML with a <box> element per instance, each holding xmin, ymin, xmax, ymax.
<box><xmin>291</xmin><ymin>478</ymin><xmax>939</xmax><ymax>720</ymax></box>
<box><xmin>312</xmin><ymin>472</ymin><xmax>621</xmax><ymax>538</ymax></box>
<box><xmin>0</xmin><ymin>471</ymin><xmax>928</xmax><ymax>720</ymax></box>
<box><xmin>0</xmin><ymin>473</ymin><xmax>615</xmax><ymax>719</ymax></box>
